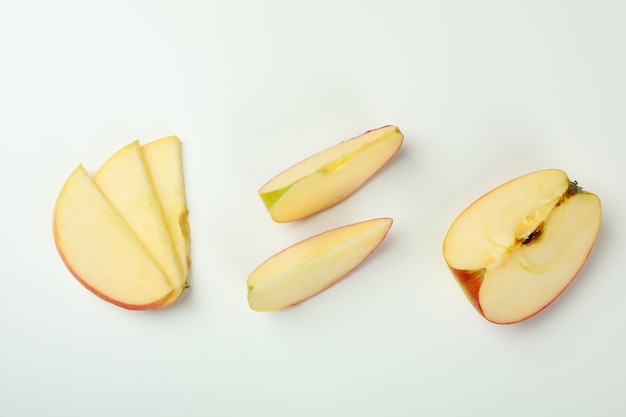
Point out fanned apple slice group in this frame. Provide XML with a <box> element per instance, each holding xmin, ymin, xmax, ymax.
<box><xmin>247</xmin><ymin>218</ymin><xmax>393</xmax><ymax>312</ymax></box>
<box><xmin>53</xmin><ymin>136</ymin><xmax>190</xmax><ymax>310</ymax></box>
<box><xmin>443</xmin><ymin>169</ymin><xmax>601</xmax><ymax>324</ymax></box>
<box><xmin>259</xmin><ymin>125</ymin><xmax>403</xmax><ymax>222</ymax></box>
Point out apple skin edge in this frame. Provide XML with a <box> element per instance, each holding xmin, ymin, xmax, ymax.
<box><xmin>449</xmin><ymin>267</ymin><xmax>485</xmax><ymax>316</ymax></box>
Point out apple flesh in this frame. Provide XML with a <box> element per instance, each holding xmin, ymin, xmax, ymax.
<box><xmin>259</xmin><ymin>125</ymin><xmax>403</xmax><ymax>222</ymax></box>
<box><xmin>93</xmin><ymin>140</ymin><xmax>186</xmax><ymax>305</ymax></box>
<box><xmin>53</xmin><ymin>136</ymin><xmax>189</xmax><ymax>309</ymax></box>
<box><xmin>443</xmin><ymin>169</ymin><xmax>601</xmax><ymax>324</ymax></box>
<box><xmin>247</xmin><ymin>218</ymin><xmax>393</xmax><ymax>312</ymax></box>
<box><xmin>143</xmin><ymin>136</ymin><xmax>190</xmax><ymax>279</ymax></box>
<box><xmin>53</xmin><ymin>166</ymin><xmax>174</xmax><ymax>309</ymax></box>
<box><xmin>142</xmin><ymin>136</ymin><xmax>191</xmax><ymax>305</ymax></box>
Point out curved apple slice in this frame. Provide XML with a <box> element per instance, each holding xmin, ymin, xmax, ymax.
<box><xmin>54</xmin><ymin>166</ymin><xmax>173</xmax><ymax>309</ymax></box>
<box><xmin>143</xmin><ymin>136</ymin><xmax>191</xmax><ymax>304</ymax></box>
<box><xmin>247</xmin><ymin>218</ymin><xmax>393</xmax><ymax>312</ymax></box>
<box><xmin>443</xmin><ymin>169</ymin><xmax>601</xmax><ymax>324</ymax></box>
<box><xmin>259</xmin><ymin>125</ymin><xmax>403</xmax><ymax>222</ymax></box>
<box><xmin>93</xmin><ymin>140</ymin><xmax>185</xmax><ymax>306</ymax></box>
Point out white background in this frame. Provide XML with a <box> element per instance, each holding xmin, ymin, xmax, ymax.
<box><xmin>1</xmin><ymin>1</ymin><xmax>625</xmax><ymax>416</ymax></box>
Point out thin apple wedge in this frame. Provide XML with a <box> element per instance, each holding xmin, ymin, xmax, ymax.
<box><xmin>259</xmin><ymin>125</ymin><xmax>403</xmax><ymax>222</ymax></box>
<box><xmin>442</xmin><ymin>169</ymin><xmax>601</xmax><ymax>324</ymax></box>
<box><xmin>53</xmin><ymin>137</ymin><xmax>190</xmax><ymax>309</ymax></box>
<box><xmin>143</xmin><ymin>136</ymin><xmax>191</xmax><ymax>305</ymax></box>
<box><xmin>247</xmin><ymin>218</ymin><xmax>393</xmax><ymax>312</ymax></box>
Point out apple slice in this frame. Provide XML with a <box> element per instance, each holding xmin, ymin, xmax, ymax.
<box><xmin>53</xmin><ymin>165</ymin><xmax>173</xmax><ymax>309</ymax></box>
<box><xmin>143</xmin><ymin>136</ymin><xmax>191</xmax><ymax>304</ymax></box>
<box><xmin>93</xmin><ymin>141</ymin><xmax>186</xmax><ymax>306</ymax></box>
<box><xmin>259</xmin><ymin>125</ymin><xmax>403</xmax><ymax>222</ymax></box>
<box><xmin>247</xmin><ymin>218</ymin><xmax>393</xmax><ymax>312</ymax></box>
<box><xmin>442</xmin><ymin>169</ymin><xmax>601</xmax><ymax>324</ymax></box>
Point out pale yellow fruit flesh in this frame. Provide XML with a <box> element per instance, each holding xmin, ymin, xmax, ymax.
<box><xmin>443</xmin><ymin>169</ymin><xmax>601</xmax><ymax>324</ymax></box>
<box><xmin>142</xmin><ymin>136</ymin><xmax>190</xmax><ymax>304</ymax></box>
<box><xmin>93</xmin><ymin>141</ymin><xmax>185</xmax><ymax>304</ymax></box>
<box><xmin>444</xmin><ymin>169</ymin><xmax>571</xmax><ymax>271</ymax></box>
<box><xmin>54</xmin><ymin>166</ymin><xmax>173</xmax><ymax>308</ymax></box>
<box><xmin>480</xmin><ymin>193</ymin><xmax>601</xmax><ymax>323</ymax></box>
<box><xmin>247</xmin><ymin>218</ymin><xmax>393</xmax><ymax>312</ymax></box>
<box><xmin>259</xmin><ymin>126</ymin><xmax>403</xmax><ymax>222</ymax></box>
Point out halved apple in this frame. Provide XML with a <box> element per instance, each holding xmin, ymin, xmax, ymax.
<box><xmin>247</xmin><ymin>218</ymin><xmax>393</xmax><ymax>312</ymax></box>
<box><xmin>53</xmin><ymin>136</ymin><xmax>190</xmax><ymax>309</ymax></box>
<box><xmin>259</xmin><ymin>125</ymin><xmax>403</xmax><ymax>222</ymax></box>
<box><xmin>442</xmin><ymin>169</ymin><xmax>601</xmax><ymax>324</ymax></box>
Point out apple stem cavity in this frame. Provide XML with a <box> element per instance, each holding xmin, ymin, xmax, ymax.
<box><xmin>567</xmin><ymin>180</ymin><xmax>583</xmax><ymax>197</ymax></box>
<box><xmin>523</xmin><ymin>181</ymin><xmax>584</xmax><ymax>246</ymax></box>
